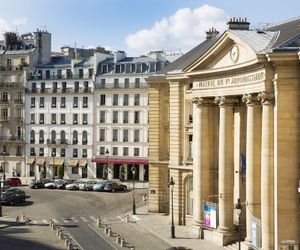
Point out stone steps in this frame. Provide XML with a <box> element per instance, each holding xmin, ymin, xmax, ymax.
<box><xmin>224</xmin><ymin>242</ymin><xmax>240</xmax><ymax>250</ymax></box>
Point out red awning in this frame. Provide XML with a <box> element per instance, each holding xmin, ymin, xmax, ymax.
<box><xmin>92</xmin><ymin>157</ymin><xmax>148</xmax><ymax>165</ymax></box>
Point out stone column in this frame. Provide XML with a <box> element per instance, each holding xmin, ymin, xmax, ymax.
<box><xmin>214</xmin><ymin>96</ymin><xmax>239</xmax><ymax>233</ymax></box>
<box><xmin>242</xmin><ymin>94</ymin><xmax>262</xmax><ymax>243</ymax></box>
<box><xmin>257</xmin><ymin>91</ymin><xmax>274</xmax><ymax>250</ymax></box>
<box><xmin>191</xmin><ymin>97</ymin><xmax>213</xmax><ymax>237</ymax></box>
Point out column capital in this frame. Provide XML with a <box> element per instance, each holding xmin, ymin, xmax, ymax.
<box><xmin>192</xmin><ymin>97</ymin><xmax>214</xmax><ymax>107</ymax></box>
<box><xmin>214</xmin><ymin>96</ymin><xmax>239</xmax><ymax>107</ymax></box>
<box><xmin>242</xmin><ymin>94</ymin><xmax>261</xmax><ymax>106</ymax></box>
<box><xmin>257</xmin><ymin>91</ymin><xmax>274</xmax><ymax>105</ymax></box>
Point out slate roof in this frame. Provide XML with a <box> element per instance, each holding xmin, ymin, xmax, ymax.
<box><xmin>38</xmin><ymin>56</ymin><xmax>71</xmax><ymax>68</ymax></box>
<box><xmin>266</xmin><ymin>17</ymin><xmax>300</xmax><ymax>48</ymax></box>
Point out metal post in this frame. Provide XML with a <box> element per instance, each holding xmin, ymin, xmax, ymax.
<box><xmin>169</xmin><ymin>177</ymin><xmax>175</xmax><ymax>238</ymax></box>
<box><xmin>3</xmin><ymin>149</ymin><xmax>6</xmax><ymax>181</ymax></box>
<box><xmin>131</xmin><ymin>166</ymin><xmax>136</xmax><ymax>215</ymax></box>
<box><xmin>34</xmin><ymin>152</ymin><xmax>36</xmax><ymax>182</ymax></box>
<box><xmin>0</xmin><ymin>175</ymin><xmax>2</xmax><ymax>217</ymax></box>
<box><xmin>52</xmin><ymin>152</ymin><xmax>55</xmax><ymax>181</ymax></box>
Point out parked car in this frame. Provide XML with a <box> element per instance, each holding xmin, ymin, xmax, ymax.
<box><xmin>1</xmin><ymin>188</ymin><xmax>25</xmax><ymax>205</ymax></box>
<box><xmin>65</xmin><ymin>181</ymin><xmax>81</xmax><ymax>190</ymax></box>
<box><xmin>44</xmin><ymin>179</ymin><xmax>65</xmax><ymax>189</ymax></box>
<box><xmin>79</xmin><ymin>181</ymin><xmax>98</xmax><ymax>191</ymax></box>
<box><xmin>30</xmin><ymin>179</ymin><xmax>52</xmax><ymax>189</ymax></box>
<box><xmin>93</xmin><ymin>180</ymin><xmax>113</xmax><ymax>192</ymax></box>
<box><xmin>57</xmin><ymin>179</ymin><xmax>75</xmax><ymax>189</ymax></box>
<box><xmin>104</xmin><ymin>182</ymin><xmax>127</xmax><ymax>192</ymax></box>
<box><xmin>5</xmin><ymin>178</ymin><xmax>21</xmax><ymax>186</ymax></box>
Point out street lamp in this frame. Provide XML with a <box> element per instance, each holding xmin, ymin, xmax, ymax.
<box><xmin>3</xmin><ymin>147</ymin><xmax>6</xmax><ymax>181</ymax></box>
<box><xmin>131</xmin><ymin>166</ymin><xmax>136</xmax><ymax>215</ymax></box>
<box><xmin>235</xmin><ymin>198</ymin><xmax>242</xmax><ymax>250</ymax></box>
<box><xmin>104</xmin><ymin>148</ymin><xmax>109</xmax><ymax>180</ymax></box>
<box><xmin>169</xmin><ymin>177</ymin><xmax>175</xmax><ymax>238</ymax></box>
<box><xmin>0</xmin><ymin>147</ymin><xmax>6</xmax><ymax>217</ymax></box>
<box><xmin>52</xmin><ymin>150</ymin><xmax>55</xmax><ymax>181</ymax></box>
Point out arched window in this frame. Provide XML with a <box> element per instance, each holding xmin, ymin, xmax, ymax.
<box><xmin>186</xmin><ymin>175</ymin><xmax>193</xmax><ymax>216</ymax></box>
<box><xmin>30</xmin><ymin>130</ymin><xmax>35</xmax><ymax>143</ymax></box>
<box><xmin>73</xmin><ymin>131</ymin><xmax>78</xmax><ymax>144</ymax></box>
<box><xmin>51</xmin><ymin>130</ymin><xmax>56</xmax><ymax>143</ymax></box>
<box><xmin>61</xmin><ymin>130</ymin><xmax>66</xmax><ymax>143</ymax></box>
<box><xmin>82</xmin><ymin>131</ymin><xmax>87</xmax><ymax>145</ymax></box>
<box><xmin>39</xmin><ymin>130</ymin><xmax>44</xmax><ymax>143</ymax></box>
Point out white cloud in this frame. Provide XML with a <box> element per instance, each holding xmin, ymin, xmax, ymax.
<box><xmin>0</xmin><ymin>17</ymin><xmax>27</xmax><ymax>39</ymax></box>
<box><xmin>125</xmin><ymin>4</ymin><xmax>228</xmax><ymax>55</ymax></box>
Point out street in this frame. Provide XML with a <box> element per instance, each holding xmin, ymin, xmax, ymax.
<box><xmin>2</xmin><ymin>185</ymin><xmax>147</xmax><ymax>250</ymax></box>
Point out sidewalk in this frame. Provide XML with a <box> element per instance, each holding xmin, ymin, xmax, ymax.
<box><xmin>0</xmin><ymin>216</ymin><xmax>65</xmax><ymax>250</ymax></box>
<box><xmin>97</xmin><ymin>204</ymin><xmax>225</xmax><ymax>250</ymax></box>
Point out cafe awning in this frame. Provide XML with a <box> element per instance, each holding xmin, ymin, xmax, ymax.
<box><xmin>79</xmin><ymin>160</ymin><xmax>87</xmax><ymax>167</ymax></box>
<box><xmin>92</xmin><ymin>157</ymin><xmax>148</xmax><ymax>165</ymax></box>
<box><xmin>26</xmin><ymin>158</ymin><xmax>35</xmax><ymax>165</ymax></box>
<box><xmin>68</xmin><ymin>159</ymin><xmax>78</xmax><ymax>167</ymax></box>
<box><xmin>49</xmin><ymin>159</ymin><xmax>64</xmax><ymax>166</ymax></box>
<box><xmin>36</xmin><ymin>158</ymin><xmax>45</xmax><ymax>166</ymax></box>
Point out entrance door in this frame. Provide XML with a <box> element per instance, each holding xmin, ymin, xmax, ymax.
<box><xmin>96</xmin><ymin>163</ymin><xmax>104</xmax><ymax>179</ymax></box>
<box><xmin>113</xmin><ymin>164</ymin><xmax>121</xmax><ymax>179</ymax></box>
<box><xmin>143</xmin><ymin>165</ymin><xmax>149</xmax><ymax>181</ymax></box>
<box><xmin>82</xmin><ymin>167</ymin><xmax>87</xmax><ymax>178</ymax></box>
<box><xmin>127</xmin><ymin>164</ymin><xmax>139</xmax><ymax>180</ymax></box>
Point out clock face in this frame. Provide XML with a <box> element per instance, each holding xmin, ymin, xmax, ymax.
<box><xmin>230</xmin><ymin>45</ymin><xmax>239</xmax><ymax>63</ymax></box>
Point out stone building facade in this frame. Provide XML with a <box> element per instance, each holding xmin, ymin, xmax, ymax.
<box><xmin>146</xmin><ymin>18</ymin><xmax>300</xmax><ymax>249</ymax></box>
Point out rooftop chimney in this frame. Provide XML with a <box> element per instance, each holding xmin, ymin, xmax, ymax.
<box><xmin>227</xmin><ymin>17</ymin><xmax>250</xmax><ymax>30</ymax></box>
<box><xmin>4</xmin><ymin>32</ymin><xmax>18</xmax><ymax>49</ymax></box>
<box><xmin>206</xmin><ymin>27</ymin><xmax>219</xmax><ymax>39</ymax></box>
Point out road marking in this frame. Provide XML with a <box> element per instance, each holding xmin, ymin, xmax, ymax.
<box><xmin>71</xmin><ymin>217</ymin><xmax>79</xmax><ymax>223</ymax></box>
<box><xmin>62</xmin><ymin>218</ymin><xmax>69</xmax><ymax>223</ymax></box>
<box><xmin>52</xmin><ymin>218</ymin><xmax>59</xmax><ymax>224</ymax></box>
<box><xmin>89</xmin><ymin>216</ymin><xmax>97</xmax><ymax>222</ymax></box>
<box><xmin>66</xmin><ymin>231</ymin><xmax>84</xmax><ymax>250</ymax></box>
<box><xmin>131</xmin><ymin>215</ymin><xmax>141</xmax><ymax>221</ymax></box>
<box><xmin>42</xmin><ymin>219</ymin><xmax>48</xmax><ymax>224</ymax></box>
<box><xmin>80</xmin><ymin>217</ymin><xmax>88</xmax><ymax>222</ymax></box>
<box><xmin>87</xmin><ymin>224</ymin><xmax>118</xmax><ymax>250</ymax></box>
<box><xmin>32</xmin><ymin>220</ymin><xmax>39</xmax><ymax>224</ymax></box>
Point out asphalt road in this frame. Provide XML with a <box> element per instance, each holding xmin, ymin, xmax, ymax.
<box><xmin>2</xmin><ymin>186</ymin><xmax>146</xmax><ymax>250</ymax></box>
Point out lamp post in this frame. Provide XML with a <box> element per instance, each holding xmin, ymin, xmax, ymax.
<box><xmin>33</xmin><ymin>152</ymin><xmax>36</xmax><ymax>182</ymax></box>
<box><xmin>3</xmin><ymin>147</ymin><xmax>6</xmax><ymax>181</ymax></box>
<box><xmin>169</xmin><ymin>177</ymin><xmax>175</xmax><ymax>238</ymax></box>
<box><xmin>52</xmin><ymin>150</ymin><xmax>55</xmax><ymax>181</ymax></box>
<box><xmin>0</xmin><ymin>147</ymin><xmax>6</xmax><ymax>217</ymax></box>
<box><xmin>105</xmin><ymin>148</ymin><xmax>109</xmax><ymax>180</ymax></box>
<box><xmin>131</xmin><ymin>166</ymin><xmax>136</xmax><ymax>215</ymax></box>
<box><xmin>235</xmin><ymin>198</ymin><xmax>242</xmax><ymax>250</ymax></box>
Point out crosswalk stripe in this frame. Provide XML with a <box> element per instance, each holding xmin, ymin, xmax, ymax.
<box><xmin>131</xmin><ymin>215</ymin><xmax>141</xmax><ymax>221</ymax></box>
<box><xmin>62</xmin><ymin>218</ymin><xmax>69</xmax><ymax>223</ymax></box>
<box><xmin>52</xmin><ymin>219</ymin><xmax>59</xmax><ymax>224</ymax></box>
<box><xmin>71</xmin><ymin>217</ymin><xmax>79</xmax><ymax>222</ymax></box>
<box><xmin>32</xmin><ymin>220</ymin><xmax>39</xmax><ymax>224</ymax></box>
<box><xmin>80</xmin><ymin>217</ymin><xmax>88</xmax><ymax>222</ymax></box>
<box><xmin>42</xmin><ymin>220</ymin><xmax>48</xmax><ymax>224</ymax></box>
<box><xmin>89</xmin><ymin>216</ymin><xmax>97</xmax><ymax>222</ymax></box>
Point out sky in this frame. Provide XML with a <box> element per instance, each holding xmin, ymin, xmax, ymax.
<box><xmin>0</xmin><ymin>0</ymin><xmax>299</xmax><ymax>56</ymax></box>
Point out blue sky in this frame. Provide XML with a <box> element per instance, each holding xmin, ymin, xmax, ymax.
<box><xmin>0</xmin><ymin>0</ymin><xmax>299</xmax><ymax>55</ymax></box>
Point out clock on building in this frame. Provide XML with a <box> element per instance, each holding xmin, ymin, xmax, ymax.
<box><xmin>230</xmin><ymin>45</ymin><xmax>239</xmax><ymax>63</ymax></box>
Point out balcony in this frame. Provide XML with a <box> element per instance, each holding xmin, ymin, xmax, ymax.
<box><xmin>0</xmin><ymin>136</ymin><xmax>23</xmax><ymax>143</ymax></box>
<box><xmin>95</xmin><ymin>82</ymin><xmax>147</xmax><ymax>89</ymax></box>
<box><xmin>0</xmin><ymin>99</ymin><xmax>9</xmax><ymax>104</ymax></box>
<box><xmin>73</xmin><ymin>140</ymin><xmax>78</xmax><ymax>145</ymax></box>
<box><xmin>47</xmin><ymin>139</ymin><xmax>68</xmax><ymax>145</ymax></box>
<box><xmin>29</xmin><ymin>73</ymin><xmax>92</xmax><ymax>80</ymax></box>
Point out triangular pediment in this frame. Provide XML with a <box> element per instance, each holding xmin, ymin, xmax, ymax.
<box><xmin>184</xmin><ymin>32</ymin><xmax>260</xmax><ymax>73</ymax></box>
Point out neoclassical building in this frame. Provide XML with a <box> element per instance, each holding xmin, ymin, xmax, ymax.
<box><xmin>146</xmin><ymin>17</ymin><xmax>300</xmax><ymax>249</ymax></box>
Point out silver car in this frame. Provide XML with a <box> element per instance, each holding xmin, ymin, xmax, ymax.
<box><xmin>79</xmin><ymin>181</ymin><xmax>98</xmax><ymax>191</ymax></box>
<box><xmin>65</xmin><ymin>181</ymin><xmax>81</xmax><ymax>190</ymax></box>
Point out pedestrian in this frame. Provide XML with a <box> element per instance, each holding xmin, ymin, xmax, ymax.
<box><xmin>143</xmin><ymin>194</ymin><xmax>147</xmax><ymax>205</ymax></box>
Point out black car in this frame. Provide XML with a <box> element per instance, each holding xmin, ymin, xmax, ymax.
<box><xmin>104</xmin><ymin>182</ymin><xmax>127</xmax><ymax>192</ymax></box>
<box><xmin>30</xmin><ymin>179</ymin><xmax>51</xmax><ymax>189</ymax></box>
<box><xmin>1</xmin><ymin>188</ymin><xmax>26</xmax><ymax>205</ymax></box>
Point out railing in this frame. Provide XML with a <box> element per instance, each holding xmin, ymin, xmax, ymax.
<box><xmin>0</xmin><ymin>136</ymin><xmax>23</xmax><ymax>141</ymax></box>
<box><xmin>26</xmin><ymin>87</ymin><xmax>92</xmax><ymax>94</ymax></box>
<box><xmin>95</xmin><ymin>82</ymin><xmax>147</xmax><ymax>89</ymax></box>
<box><xmin>29</xmin><ymin>74</ymin><xmax>92</xmax><ymax>80</ymax></box>
<box><xmin>47</xmin><ymin>139</ymin><xmax>68</xmax><ymax>145</ymax></box>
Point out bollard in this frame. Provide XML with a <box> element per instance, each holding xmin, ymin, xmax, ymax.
<box><xmin>125</xmin><ymin>214</ymin><xmax>129</xmax><ymax>222</ymax></box>
<box><xmin>104</xmin><ymin>225</ymin><xmax>108</xmax><ymax>234</ymax></box>
<box><xmin>116</xmin><ymin>235</ymin><xmax>121</xmax><ymax>244</ymax></box>
<box><xmin>130</xmin><ymin>247</ymin><xmax>135</xmax><ymax>250</ymax></box>
<box><xmin>97</xmin><ymin>217</ymin><xmax>101</xmax><ymax>228</ymax></box>
<box><xmin>59</xmin><ymin>231</ymin><xmax>64</xmax><ymax>240</ymax></box>
<box><xmin>16</xmin><ymin>215</ymin><xmax>20</xmax><ymax>223</ymax></box>
<box><xmin>67</xmin><ymin>241</ymin><xmax>73</xmax><ymax>250</ymax></box>
<box><xmin>51</xmin><ymin>223</ymin><xmax>55</xmax><ymax>230</ymax></box>
<box><xmin>120</xmin><ymin>238</ymin><xmax>125</xmax><ymax>247</ymax></box>
<box><xmin>65</xmin><ymin>237</ymin><xmax>70</xmax><ymax>247</ymax></box>
<box><xmin>107</xmin><ymin>227</ymin><xmax>112</xmax><ymax>237</ymax></box>
<box><xmin>22</xmin><ymin>213</ymin><xmax>25</xmax><ymax>220</ymax></box>
<box><xmin>56</xmin><ymin>227</ymin><xmax>61</xmax><ymax>237</ymax></box>
<box><xmin>49</xmin><ymin>220</ymin><xmax>53</xmax><ymax>228</ymax></box>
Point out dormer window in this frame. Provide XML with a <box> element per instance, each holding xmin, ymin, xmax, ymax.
<box><xmin>115</xmin><ymin>64</ymin><xmax>121</xmax><ymax>73</ymax></box>
<box><xmin>102</xmin><ymin>65</ymin><xmax>108</xmax><ymax>74</ymax></box>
